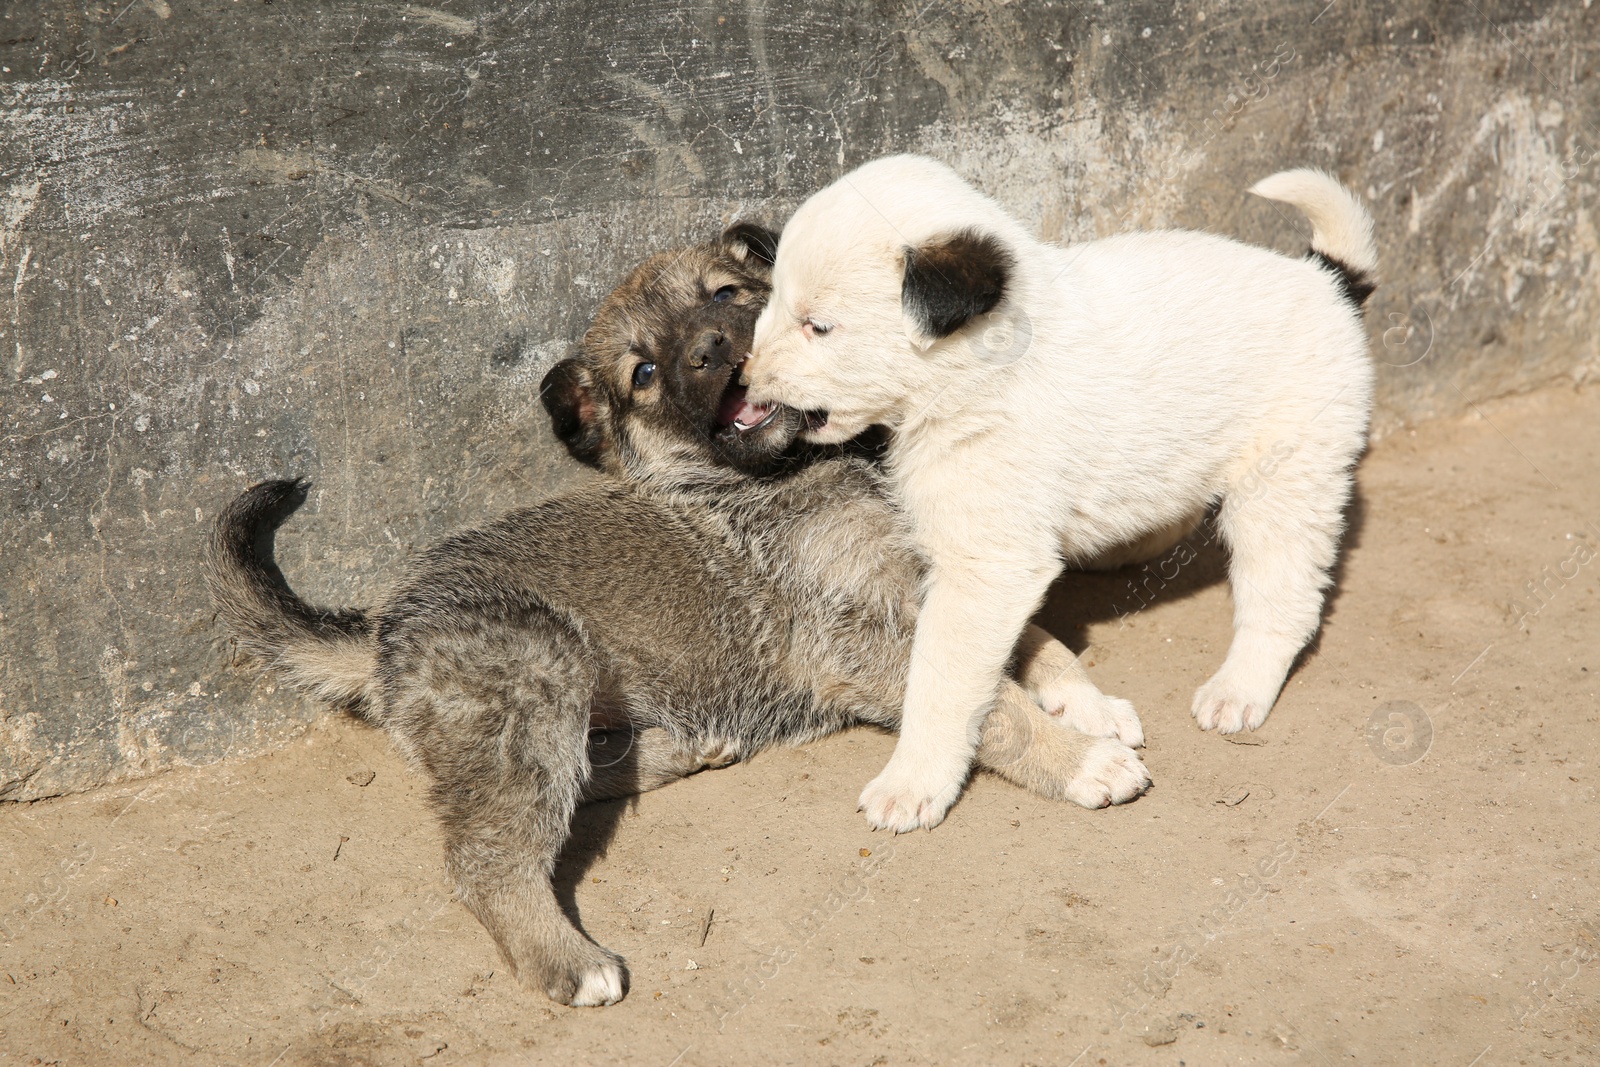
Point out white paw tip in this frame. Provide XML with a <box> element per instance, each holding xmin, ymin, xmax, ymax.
<box><xmin>1192</xmin><ymin>681</ymin><xmax>1277</xmax><ymax>734</ymax></box>
<box><xmin>567</xmin><ymin>961</ymin><xmax>626</xmax><ymax>1007</ymax></box>
<box><xmin>1066</xmin><ymin>739</ymin><xmax>1152</xmax><ymax>809</ymax></box>
<box><xmin>1051</xmin><ymin>689</ymin><xmax>1146</xmax><ymax>749</ymax></box>
<box><xmin>858</xmin><ymin>764</ymin><xmax>963</xmax><ymax>833</ymax></box>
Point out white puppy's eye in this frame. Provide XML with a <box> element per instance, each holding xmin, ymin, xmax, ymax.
<box><xmin>802</xmin><ymin>319</ymin><xmax>833</xmax><ymax>339</ymax></box>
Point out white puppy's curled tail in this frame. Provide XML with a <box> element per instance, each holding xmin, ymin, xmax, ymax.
<box><xmin>1250</xmin><ymin>168</ymin><xmax>1377</xmax><ymax>307</ymax></box>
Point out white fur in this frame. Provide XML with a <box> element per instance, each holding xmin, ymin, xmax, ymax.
<box><xmin>1065</xmin><ymin>738</ymin><xmax>1152</xmax><ymax>810</ymax></box>
<box><xmin>568</xmin><ymin>959</ymin><xmax>626</xmax><ymax>1007</ymax></box>
<box><xmin>1250</xmin><ymin>168</ymin><xmax>1377</xmax><ymax>274</ymax></box>
<box><xmin>1039</xmin><ymin>675</ymin><xmax>1144</xmax><ymax>750</ymax></box>
<box><xmin>745</xmin><ymin>154</ymin><xmax>1376</xmax><ymax>832</ymax></box>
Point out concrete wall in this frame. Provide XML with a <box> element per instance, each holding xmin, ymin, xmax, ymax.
<box><xmin>2</xmin><ymin>0</ymin><xmax>1595</xmax><ymax>801</ymax></box>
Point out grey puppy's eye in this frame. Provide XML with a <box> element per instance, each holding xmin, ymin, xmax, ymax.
<box><xmin>712</xmin><ymin>285</ymin><xmax>736</xmax><ymax>303</ymax></box>
<box><xmin>632</xmin><ymin>362</ymin><xmax>656</xmax><ymax>388</ymax></box>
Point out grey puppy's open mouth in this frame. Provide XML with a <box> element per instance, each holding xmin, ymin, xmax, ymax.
<box><xmin>715</xmin><ymin>358</ymin><xmax>829</xmax><ymax>438</ymax></box>
<box><xmin>715</xmin><ymin>363</ymin><xmax>778</xmax><ymax>435</ymax></box>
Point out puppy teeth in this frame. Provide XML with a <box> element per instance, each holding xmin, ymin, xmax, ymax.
<box><xmin>738</xmin><ymin>366</ymin><xmax>751</xmax><ymax>387</ymax></box>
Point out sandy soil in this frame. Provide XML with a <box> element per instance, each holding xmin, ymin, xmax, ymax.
<box><xmin>2</xmin><ymin>383</ymin><xmax>1597</xmax><ymax>1067</ymax></box>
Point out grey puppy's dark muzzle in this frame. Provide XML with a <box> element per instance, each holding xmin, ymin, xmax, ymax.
<box><xmin>688</xmin><ymin>328</ymin><xmax>732</xmax><ymax>370</ymax></box>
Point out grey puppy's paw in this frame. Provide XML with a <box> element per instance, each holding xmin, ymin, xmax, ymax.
<box><xmin>1064</xmin><ymin>737</ymin><xmax>1151</xmax><ymax>809</ymax></box>
<box><xmin>539</xmin><ymin>944</ymin><xmax>628</xmax><ymax>1008</ymax></box>
<box><xmin>691</xmin><ymin>737</ymin><xmax>741</xmax><ymax>771</ymax></box>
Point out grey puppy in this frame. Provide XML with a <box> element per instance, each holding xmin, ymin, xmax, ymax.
<box><xmin>205</xmin><ymin>226</ymin><xmax>1148</xmax><ymax>1008</ymax></box>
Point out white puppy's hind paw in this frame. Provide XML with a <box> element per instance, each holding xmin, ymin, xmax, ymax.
<box><xmin>858</xmin><ymin>756</ymin><xmax>965</xmax><ymax>833</ymax></box>
<box><xmin>1040</xmin><ymin>681</ymin><xmax>1145</xmax><ymax>748</ymax></box>
<box><xmin>1065</xmin><ymin>738</ymin><xmax>1151</xmax><ymax>809</ymax></box>
<box><xmin>1191</xmin><ymin>674</ymin><xmax>1276</xmax><ymax>733</ymax></box>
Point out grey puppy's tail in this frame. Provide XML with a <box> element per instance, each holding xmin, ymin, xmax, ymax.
<box><xmin>206</xmin><ymin>479</ymin><xmax>381</xmax><ymax>719</ymax></box>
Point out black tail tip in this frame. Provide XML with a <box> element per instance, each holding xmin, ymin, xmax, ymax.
<box><xmin>221</xmin><ymin>477</ymin><xmax>312</xmax><ymax>535</ymax></box>
<box><xmin>248</xmin><ymin>476</ymin><xmax>312</xmax><ymax>509</ymax></box>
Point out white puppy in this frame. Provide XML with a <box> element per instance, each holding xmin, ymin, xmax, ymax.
<box><xmin>742</xmin><ymin>155</ymin><xmax>1376</xmax><ymax>832</ymax></box>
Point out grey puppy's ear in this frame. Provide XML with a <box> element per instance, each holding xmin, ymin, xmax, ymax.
<box><xmin>721</xmin><ymin>222</ymin><xmax>780</xmax><ymax>268</ymax></box>
<box><xmin>901</xmin><ymin>229</ymin><xmax>1013</xmax><ymax>341</ymax></box>
<box><xmin>539</xmin><ymin>357</ymin><xmax>607</xmax><ymax>468</ymax></box>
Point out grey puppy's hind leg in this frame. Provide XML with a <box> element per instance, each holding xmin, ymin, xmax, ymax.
<box><xmin>974</xmin><ymin>680</ymin><xmax>1150</xmax><ymax>809</ymax></box>
<box><xmin>390</xmin><ymin>619</ymin><xmax>626</xmax><ymax>1008</ymax></box>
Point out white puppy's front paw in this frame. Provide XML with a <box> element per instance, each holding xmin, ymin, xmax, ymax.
<box><xmin>1039</xmin><ymin>680</ymin><xmax>1145</xmax><ymax>748</ymax></box>
<box><xmin>1191</xmin><ymin>673</ymin><xmax>1276</xmax><ymax>733</ymax></box>
<box><xmin>1066</xmin><ymin>737</ymin><xmax>1151</xmax><ymax>809</ymax></box>
<box><xmin>858</xmin><ymin>755</ymin><xmax>965</xmax><ymax>833</ymax></box>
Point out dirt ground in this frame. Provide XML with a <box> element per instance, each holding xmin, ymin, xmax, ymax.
<box><xmin>3</xmin><ymin>383</ymin><xmax>1597</xmax><ymax>1067</ymax></box>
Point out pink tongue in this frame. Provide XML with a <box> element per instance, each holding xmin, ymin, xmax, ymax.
<box><xmin>732</xmin><ymin>399</ymin><xmax>773</xmax><ymax>427</ymax></box>
<box><xmin>718</xmin><ymin>388</ymin><xmax>773</xmax><ymax>428</ymax></box>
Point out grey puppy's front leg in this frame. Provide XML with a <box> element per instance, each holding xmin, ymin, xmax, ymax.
<box><xmin>582</xmin><ymin>727</ymin><xmax>741</xmax><ymax>802</ymax></box>
<box><xmin>974</xmin><ymin>679</ymin><xmax>1150</xmax><ymax>809</ymax></box>
<box><xmin>1011</xmin><ymin>623</ymin><xmax>1144</xmax><ymax>749</ymax></box>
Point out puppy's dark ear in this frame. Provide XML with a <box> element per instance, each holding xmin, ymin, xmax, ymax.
<box><xmin>901</xmin><ymin>229</ymin><xmax>1013</xmax><ymax>341</ymax></box>
<box><xmin>721</xmin><ymin>222</ymin><xmax>780</xmax><ymax>268</ymax></box>
<box><xmin>539</xmin><ymin>358</ymin><xmax>606</xmax><ymax>468</ymax></box>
